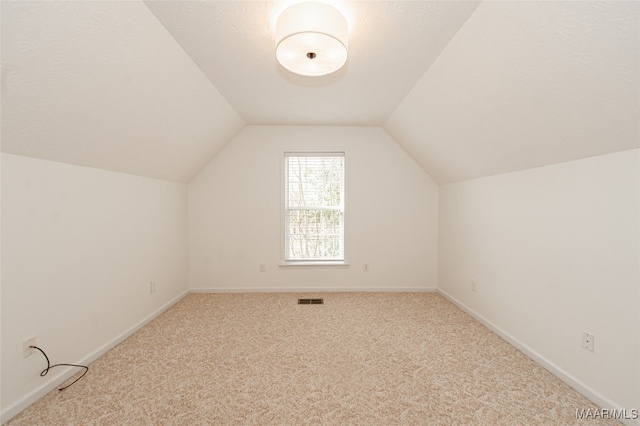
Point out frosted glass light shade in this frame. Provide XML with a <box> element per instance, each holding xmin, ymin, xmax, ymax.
<box><xmin>275</xmin><ymin>2</ymin><xmax>348</xmax><ymax>77</ymax></box>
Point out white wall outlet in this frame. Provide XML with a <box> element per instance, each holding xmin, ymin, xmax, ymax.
<box><xmin>259</xmin><ymin>264</ymin><xmax>266</xmax><ymax>272</ymax></box>
<box><xmin>471</xmin><ymin>280</ymin><xmax>477</xmax><ymax>292</ymax></box>
<box><xmin>23</xmin><ymin>337</ymin><xmax>36</xmax><ymax>358</ymax></box>
<box><xmin>150</xmin><ymin>281</ymin><xmax>156</xmax><ymax>294</ymax></box>
<box><xmin>363</xmin><ymin>264</ymin><xmax>369</xmax><ymax>272</ymax></box>
<box><xmin>582</xmin><ymin>331</ymin><xmax>594</xmax><ymax>352</ymax></box>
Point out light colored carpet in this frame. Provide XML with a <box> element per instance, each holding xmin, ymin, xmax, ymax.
<box><xmin>7</xmin><ymin>293</ymin><xmax>617</xmax><ymax>425</ymax></box>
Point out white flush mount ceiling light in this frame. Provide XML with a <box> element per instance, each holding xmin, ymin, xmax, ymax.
<box><xmin>275</xmin><ymin>2</ymin><xmax>348</xmax><ymax>77</ymax></box>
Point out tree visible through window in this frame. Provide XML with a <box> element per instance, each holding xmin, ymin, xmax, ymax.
<box><xmin>284</xmin><ymin>152</ymin><xmax>345</xmax><ymax>261</ymax></box>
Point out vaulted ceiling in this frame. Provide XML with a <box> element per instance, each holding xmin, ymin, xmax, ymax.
<box><xmin>2</xmin><ymin>1</ymin><xmax>638</xmax><ymax>184</ymax></box>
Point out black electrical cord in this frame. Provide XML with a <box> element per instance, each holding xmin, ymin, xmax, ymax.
<box><xmin>30</xmin><ymin>345</ymin><xmax>89</xmax><ymax>390</ymax></box>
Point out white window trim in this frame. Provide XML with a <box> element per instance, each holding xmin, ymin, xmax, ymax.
<box><xmin>279</xmin><ymin>150</ymin><xmax>349</xmax><ymax>268</ymax></box>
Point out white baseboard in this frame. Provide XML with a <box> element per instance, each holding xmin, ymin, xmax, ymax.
<box><xmin>437</xmin><ymin>288</ymin><xmax>639</xmax><ymax>426</ymax></box>
<box><xmin>1</xmin><ymin>290</ymin><xmax>189</xmax><ymax>425</ymax></box>
<box><xmin>189</xmin><ymin>287</ymin><xmax>438</xmax><ymax>293</ymax></box>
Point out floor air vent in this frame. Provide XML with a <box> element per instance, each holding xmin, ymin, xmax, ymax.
<box><xmin>298</xmin><ymin>298</ymin><xmax>324</xmax><ymax>305</ymax></box>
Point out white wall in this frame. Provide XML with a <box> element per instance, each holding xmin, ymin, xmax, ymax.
<box><xmin>189</xmin><ymin>125</ymin><xmax>439</xmax><ymax>291</ymax></box>
<box><xmin>1</xmin><ymin>154</ymin><xmax>189</xmax><ymax>421</ymax></box>
<box><xmin>438</xmin><ymin>149</ymin><xmax>639</xmax><ymax>413</ymax></box>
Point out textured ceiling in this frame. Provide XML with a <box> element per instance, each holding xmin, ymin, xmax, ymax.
<box><xmin>1</xmin><ymin>1</ymin><xmax>638</xmax><ymax>184</ymax></box>
<box><xmin>1</xmin><ymin>1</ymin><xmax>244</xmax><ymax>183</ymax></box>
<box><xmin>144</xmin><ymin>1</ymin><xmax>481</xmax><ymax>126</ymax></box>
<box><xmin>384</xmin><ymin>0</ymin><xmax>640</xmax><ymax>184</ymax></box>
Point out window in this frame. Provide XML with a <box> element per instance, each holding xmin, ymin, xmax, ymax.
<box><xmin>283</xmin><ymin>152</ymin><xmax>345</xmax><ymax>262</ymax></box>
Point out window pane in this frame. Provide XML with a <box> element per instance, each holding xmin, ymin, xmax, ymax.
<box><xmin>287</xmin><ymin>156</ymin><xmax>343</xmax><ymax>208</ymax></box>
<box><xmin>286</xmin><ymin>209</ymin><xmax>344</xmax><ymax>260</ymax></box>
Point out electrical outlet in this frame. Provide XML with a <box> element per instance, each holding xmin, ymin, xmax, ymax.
<box><xmin>363</xmin><ymin>264</ymin><xmax>369</xmax><ymax>272</ymax></box>
<box><xmin>471</xmin><ymin>280</ymin><xmax>477</xmax><ymax>292</ymax></box>
<box><xmin>582</xmin><ymin>331</ymin><xmax>594</xmax><ymax>352</ymax></box>
<box><xmin>259</xmin><ymin>264</ymin><xmax>266</xmax><ymax>272</ymax></box>
<box><xmin>23</xmin><ymin>337</ymin><xmax>36</xmax><ymax>358</ymax></box>
<box><xmin>150</xmin><ymin>281</ymin><xmax>156</xmax><ymax>294</ymax></box>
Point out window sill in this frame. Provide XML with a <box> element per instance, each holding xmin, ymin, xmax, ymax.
<box><xmin>279</xmin><ymin>261</ymin><xmax>350</xmax><ymax>269</ymax></box>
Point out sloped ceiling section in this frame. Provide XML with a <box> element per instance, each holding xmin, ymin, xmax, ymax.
<box><xmin>144</xmin><ymin>0</ymin><xmax>481</xmax><ymax>126</ymax></box>
<box><xmin>384</xmin><ymin>1</ymin><xmax>640</xmax><ymax>184</ymax></box>
<box><xmin>2</xmin><ymin>1</ymin><xmax>638</xmax><ymax>185</ymax></box>
<box><xmin>1</xmin><ymin>1</ymin><xmax>245</xmax><ymax>183</ymax></box>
